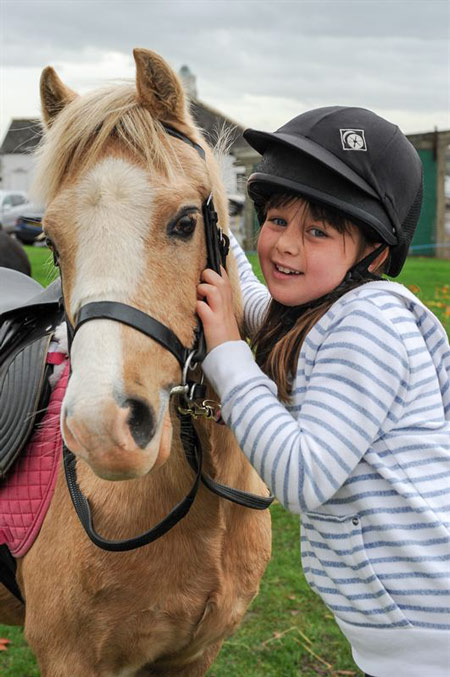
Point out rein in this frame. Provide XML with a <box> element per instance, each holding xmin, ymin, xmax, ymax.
<box><xmin>62</xmin><ymin>125</ymin><xmax>273</xmax><ymax>552</ymax></box>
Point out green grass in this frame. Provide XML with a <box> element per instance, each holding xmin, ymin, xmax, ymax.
<box><xmin>24</xmin><ymin>245</ymin><xmax>59</xmax><ymax>288</ymax></box>
<box><xmin>1</xmin><ymin>246</ymin><xmax>448</xmax><ymax>674</ymax></box>
<box><xmin>1</xmin><ymin>505</ymin><xmax>359</xmax><ymax>677</ymax></box>
<box><xmin>209</xmin><ymin>504</ymin><xmax>360</xmax><ymax>677</ymax></box>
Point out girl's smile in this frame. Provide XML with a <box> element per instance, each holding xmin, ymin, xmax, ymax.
<box><xmin>272</xmin><ymin>262</ymin><xmax>302</xmax><ymax>277</ymax></box>
<box><xmin>257</xmin><ymin>199</ymin><xmax>371</xmax><ymax>307</ymax></box>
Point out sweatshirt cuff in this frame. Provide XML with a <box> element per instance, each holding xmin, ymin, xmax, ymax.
<box><xmin>201</xmin><ymin>340</ymin><xmax>271</xmax><ymax>400</ymax></box>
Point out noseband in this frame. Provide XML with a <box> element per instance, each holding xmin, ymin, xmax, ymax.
<box><xmin>62</xmin><ymin>124</ymin><xmax>273</xmax><ymax>552</ymax></box>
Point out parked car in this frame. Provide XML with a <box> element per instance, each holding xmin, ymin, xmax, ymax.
<box><xmin>1</xmin><ymin>201</ymin><xmax>44</xmax><ymax>234</ymax></box>
<box><xmin>14</xmin><ymin>211</ymin><xmax>44</xmax><ymax>244</ymax></box>
<box><xmin>0</xmin><ymin>190</ymin><xmax>29</xmax><ymax>229</ymax></box>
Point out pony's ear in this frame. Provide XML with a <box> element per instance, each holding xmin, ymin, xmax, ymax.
<box><xmin>133</xmin><ymin>48</ymin><xmax>186</xmax><ymax>123</ymax></box>
<box><xmin>40</xmin><ymin>67</ymin><xmax>77</xmax><ymax>128</ymax></box>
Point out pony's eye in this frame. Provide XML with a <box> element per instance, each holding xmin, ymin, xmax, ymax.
<box><xmin>45</xmin><ymin>236</ymin><xmax>60</xmax><ymax>267</ymax></box>
<box><xmin>170</xmin><ymin>214</ymin><xmax>198</xmax><ymax>239</ymax></box>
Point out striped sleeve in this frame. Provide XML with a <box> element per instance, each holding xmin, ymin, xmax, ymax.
<box><xmin>229</xmin><ymin>232</ymin><xmax>270</xmax><ymax>337</ymax></box>
<box><xmin>202</xmin><ymin>301</ymin><xmax>410</xmax><ymax>513</ymax></box>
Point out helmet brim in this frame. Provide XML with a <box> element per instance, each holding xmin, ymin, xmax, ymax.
<box><xmin>247</xmin><ymin>173</ymin><xmax>398</xmax><ymax>246</ymax></box>
<box><xmin>244</xmin><ymin>128</ymin><xmax>381</xmax><ymax>201</ymax></box>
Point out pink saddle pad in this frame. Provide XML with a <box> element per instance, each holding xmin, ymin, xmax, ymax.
<box><xmin>0</xmin><ymin>357</ymin><xmax>69</xmax><ymax>557</ymax></box>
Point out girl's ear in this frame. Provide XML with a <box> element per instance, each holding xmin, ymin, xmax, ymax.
<box><xmin>368</xmin><ymin>246</ymin><xmax>389</xmax><ymax>273</ymax></box>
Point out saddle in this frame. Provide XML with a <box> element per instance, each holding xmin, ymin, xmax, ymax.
<box><xmin>0</xmin><ymin>268</ymin><xmax>64</xmax><ymax>478</ymax></box>
<box><xmin>0</xmin><ymin>268</ymin><xmax>65</xmax><ymax>603</ymax></box>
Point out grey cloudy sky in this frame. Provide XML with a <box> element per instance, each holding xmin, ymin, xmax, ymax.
<box><xmin>1</xmin><ymin>0</ymin><xmax>449</xmax><ymax>142</ymax></box>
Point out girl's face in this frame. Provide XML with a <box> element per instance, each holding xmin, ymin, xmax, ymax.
<box><xmin>257</xmin><ymin>199</ymin><xmax>371</xmax><ymax>307</ymax></box>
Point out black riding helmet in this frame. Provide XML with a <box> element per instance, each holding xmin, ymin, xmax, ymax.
<box><xmin>244</xmin><ymin>106</ymin><xmax>423</xmax><ymax>277</ymax></box>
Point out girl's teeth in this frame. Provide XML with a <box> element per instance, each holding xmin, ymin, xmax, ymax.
<box><xmin>276</xmin><ymin>265</ymin><xmax>300</xmax><ymax>275</ymax></box>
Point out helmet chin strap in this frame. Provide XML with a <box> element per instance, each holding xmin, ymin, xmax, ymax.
<box><xmin>345</xmin><ymin>243</ymin><xmax>387</xmax><ymax>282</ymax></box>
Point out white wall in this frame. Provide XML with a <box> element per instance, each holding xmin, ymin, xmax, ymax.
<box><xmin>0</xmin><ymin>153</ymin><xmax>36</xmax><ymax>193</ymax></box>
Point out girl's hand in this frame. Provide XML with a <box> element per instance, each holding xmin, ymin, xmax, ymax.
<box><xmin>196</xmin><ymin>266</ymin><xmax>241</xmax><ymax>353</ymax></box>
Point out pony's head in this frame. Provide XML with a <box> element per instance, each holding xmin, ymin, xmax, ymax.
<box><xmin>34</xmin><ymin>49</ymin><xmax>236</xmax><ymax>480</ymax></box>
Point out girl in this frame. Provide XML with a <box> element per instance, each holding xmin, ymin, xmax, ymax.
<box><xmin>197</xmin><ymin>106</ymin><xmax>450</xmax><ymax>677</ymax></box>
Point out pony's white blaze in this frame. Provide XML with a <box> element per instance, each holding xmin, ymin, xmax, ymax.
<box><xmin>62</xmin><ymin>157</ymin><xmax>158</xmax><ymax>475</ymax></box>
<box><xmin>71</xmin><ymin>156</ymin><xmax>153</xmax><ymax>314</ymax></box>
<box><xmin>63</xmin><ymin>319</ymin><xmax>123</xmax><ymax>428</ymax></box>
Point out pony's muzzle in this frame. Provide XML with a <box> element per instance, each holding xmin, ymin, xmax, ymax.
<box><xmin>61</xmin><ymin>396</ymin><xmax>162</xmax><ymax>480</ymax></box>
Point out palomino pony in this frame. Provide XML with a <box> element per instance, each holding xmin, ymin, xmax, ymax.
<box><xmin>0</xmin><ymin>48</ymin><xmax>271</xmax><ymax>675</ymax></box>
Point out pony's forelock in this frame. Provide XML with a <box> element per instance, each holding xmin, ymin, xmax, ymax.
<box><xmin>30</xmin><ymin>83</ymin><xmax>193</xmax><ymax>204</ymax></box>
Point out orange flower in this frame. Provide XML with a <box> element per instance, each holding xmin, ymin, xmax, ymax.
<box><xmin>408</xmin><ymin>284</ymin><xmax>421</xmax><ymax>294</ymax></box>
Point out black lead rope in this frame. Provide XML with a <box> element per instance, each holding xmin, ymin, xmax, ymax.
<box><xmin>64</xmin><ymin>406</ymin><xmax>272</xmax><ymax>552</ymax></box>
<box><xmin>63</xmin><ymin>413</ymin><xmax>203</xmax><ymax>551</ymax></box>
<box><xmin>62</xmin><ymin>124</ymin><xmax>273</xmax><ymax>553</ymax></box>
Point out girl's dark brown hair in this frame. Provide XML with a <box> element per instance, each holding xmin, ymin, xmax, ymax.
<box><xmin>252</xmin><ymin>194</ymin><xmax>387</xmax><ymax>402</ymax></box>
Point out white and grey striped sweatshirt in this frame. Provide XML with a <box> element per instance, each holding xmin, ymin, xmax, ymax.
<box><xmin>202</xmin><ymin>234</ymin><xmax>450</xmax><ymax>677</ymax></box>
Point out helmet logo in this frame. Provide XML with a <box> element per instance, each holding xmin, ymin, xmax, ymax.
<box><xmin>340</xmin><ymin>129</ymin><xmax>367</xmax><ymax>151</ymax></box>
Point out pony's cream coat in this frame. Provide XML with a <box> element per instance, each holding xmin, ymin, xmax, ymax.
<box><xmin>0</xmin><ymin>49</ymin><xmax>271</xmax><ymax>676</ymax></box>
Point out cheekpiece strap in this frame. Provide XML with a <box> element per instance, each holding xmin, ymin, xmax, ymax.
<box><xmin>203</xmin><ymin>195</ymin><xmax>230</xmax><ymax>274</ymax></box>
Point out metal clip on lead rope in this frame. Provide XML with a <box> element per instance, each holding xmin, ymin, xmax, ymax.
<box><xmin>170</xmin><ymin>350</ymin><xmax>221</xmax><ymax>420</ymax></box>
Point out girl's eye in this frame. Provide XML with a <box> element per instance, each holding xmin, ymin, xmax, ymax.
<box><xmin>268</xmin><ymin>216</ymin><xmax>287</xmax><ymax>227</ymax></box>
<box><xmin>309</xmin><ymin>227</ymin><xmax>327</xmax><ymax>238</ymax></box>
<box><xmin>169</xmin><ymin>214</ymin><xmax>198</xmax><ymax>239</ymax></box>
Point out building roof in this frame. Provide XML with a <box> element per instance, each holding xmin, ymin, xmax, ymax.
<box><xmin>0</xmin><ymin>101</ymin><xmax>248</xmax><ymax>156</ymax></box>
<box><xmin>190</xmin><ymin>100</ymin><xmax>248</xmax><ymax>152</ymax></box>
<box><xmin>0</xmin><ymin>119</ymin><xmax>43</xmax><ymax>154</ymax></box>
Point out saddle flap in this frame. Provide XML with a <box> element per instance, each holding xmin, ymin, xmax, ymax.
<box><xmin>0</xmin><ymin>268</ymin><xmax>62</xmax><ymax>322</ymax></box>
<box><xmin>0</xmin><ymin>332</ymin><xmax>53</xmax><ymax>478</ymax></box>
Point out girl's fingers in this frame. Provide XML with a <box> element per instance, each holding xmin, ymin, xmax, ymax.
<box><xmin>197</xmin><ymin>282</ymin><xmax>230</xmax><ymax>312</ymax></box>
<box><xmin>197</xmin><ymin>282</ymin><xmax>215</xmax><ymax>294</ymax></box>
<box><xmin>196</xmin><ymin>299</ymin><xmax>214</xmax><ymax>324</ymax></box>
<box><xmin>197</xmin><ymin>283</ymin><xmax>218</xmax><ymax>303</ymax></box>
<box><xmin>201</xmin><ymin>267</ymin><xmax>228</xmax><ymax>285</ymax></box>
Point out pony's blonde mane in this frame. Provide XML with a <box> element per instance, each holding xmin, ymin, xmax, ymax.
<box><xmin>32</xmin><ymin>83</ymin><xmax>190</xmax><ymax>204</ymax></box>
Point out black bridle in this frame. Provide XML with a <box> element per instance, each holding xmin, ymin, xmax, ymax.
<box><xmin>62</xmin><ymin>124</ymin><xmax>273</xmax><ymax>552</ymax></box>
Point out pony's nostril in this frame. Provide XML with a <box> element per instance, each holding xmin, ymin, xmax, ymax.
<box><xmin>124</xmin><ymin>398</ymin><xmax>155</xmax><ymax>448</ymax></box>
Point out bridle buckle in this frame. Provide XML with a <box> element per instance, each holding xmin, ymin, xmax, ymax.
<box><xmin>177</xmin><ymin>399</ymin><xmax>220</xmax><ymax>420</ymax></box>
<box><xmin>170</xmin><ymin>350</ymin><xmax>220</xmax><ymax>420</ymax></box>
